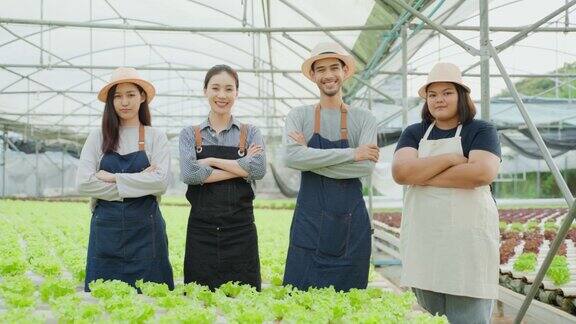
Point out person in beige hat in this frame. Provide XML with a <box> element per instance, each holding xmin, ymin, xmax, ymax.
<box><xmin>76</xmin><ymin>67</ymin><xmax>174</xmax><ymax>291</ymax></box>
<box><xmin>282</xmin><ymin>42</ymin><xmax>379</xmax><ymax>291</ymax></box>
<box><xmin>392</xmin><ymin>62</ymin><xmax>501</xmax><ymax>323</ymax></box>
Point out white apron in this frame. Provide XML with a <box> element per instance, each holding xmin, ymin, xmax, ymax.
<box><xmin>400</xmin><ymin>122</ymin><xmax>500</xmax><ymax>299</ymax></box>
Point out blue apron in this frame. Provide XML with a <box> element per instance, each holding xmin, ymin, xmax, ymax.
<box><xmin>283</xmin><ymin>104</ymin><xmax>371</xmax><ymax>292</ymax></box>
<box><xmin>85</xmin><ymin>125</ymin><xmax>174</xmax><ymax>291</ymax></box>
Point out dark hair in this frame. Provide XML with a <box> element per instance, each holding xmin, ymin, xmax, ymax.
<box><xmin>101</xmin><ymin>83</ymin><xmax>151</xmax><ymax>154</ymax></box>
<box><xmin>203</xmin><ymin>64</ymin><xmax>239</xmax><ymax>90</ymax></box>
<box><xmin>311</xmin><ymin>58</ymin><xmax>346</xmax><ymax>73</ymax></box>
<box><xmin>421</xmin><ymin>83</ymin><xmax>476</xmax><ymax>125</ymax></box>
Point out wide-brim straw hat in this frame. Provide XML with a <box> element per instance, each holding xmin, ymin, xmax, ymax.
<box><xmin>97</xmin><ymin>67</ymin><xmax>156</xmax><ymax>103</ymax></box>
<box><xmin>418</xmin><ymin>62</ymin><xmax>470</xmax><ymax>99</ymax></box>
<box><xmin>301</xmin><ymin>42</ymin><xmax>356</xmax><ymax>81</ymax></box>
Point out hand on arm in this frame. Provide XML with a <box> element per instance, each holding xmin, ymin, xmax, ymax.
<box><xmin>95</xmin><ymin>170</ymin><xmax>117</xmax><ymax>183</ymax></box>
<box><xmin>115</xmin><ymin>130</ymin><xmax>172</xmax><ymax>198</ymax></box>
<box><xmin>290</xmin><ymin>131</ymin><xmax>379</xmax><ymax>163</ymax></box>
<box><xmin>423</xmin><ymin>150</ymin><xmax>500</xmax><ymax>189</ymax></box>
<box><xmin>95</xmin><ymin>165</ymin><xmax>159</xmax><ymax>184</ymax></box>
<box><xmin>310</xmin><ymin>113</ymin><xmax>379</xmax><ymax>179</ymax></box>
<box><xmin>200</xmin><ymin>143</ymin><xmax>265</xmax><ymax>183</ymax></box>
<box><xmin>354</xmin><ymin>144</ymin><xmax>380</xmax><ymax>162</ymax></box>
<box><xmin>179</xmin><ymin>128</ymin><xmax>215</xmax><ymax>185</ymax></box>
<box><xmin>391</xmin><ymin>147</ymin><xmax>468</xmax><ymax>185</ymax></box>
<box><xmin>198</xmin><ymin>143</ymin><xmax>264</xmax><ymax>179</ymax></box>
<box><xmin>282</xmin><ymin>111</ymin><xmax>355</xmax><ymax>171</ymax></box>
<box><xmin>203</xmin><ymin>169</ymin><xmax>241</xmax><ymax>183</ymax></box>
<box><xmin>75</xmin><ymin>130</ymin><xmax>121</xmax><ymax>200</ymax></box>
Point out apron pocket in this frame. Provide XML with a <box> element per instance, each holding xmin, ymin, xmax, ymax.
<box><xmin>94</xmin><ymin>219</ymin><xmax>124</xmax><ymax>259</ymax></box>
<box><xmin>123</xmin><ymin>214</ymin><xmax>156</xmax><ymax>260</ymax></box>
<box><xmin>317</xmin><ymin>211</ymin><xmax>352</xmax><ymax>257</ymax></box>
<box><xmin>290</xmin><ymin>206</ymin><xmax>320</xmax><ymax>250</ymax></box>
<box><xmin>199</xmin><ymin>182</ymin><xmax>237</xmax><ymax>213</ymax></box>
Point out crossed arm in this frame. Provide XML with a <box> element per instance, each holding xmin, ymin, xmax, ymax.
<box><xmin>179</xmin><ymin>126</ymin><xmax>266</xmax><ymax>185</ymax></box>
<box><xmin>391</xmin><ymin>147</ymin><xmax>500</xmax><ymax>189</ymax></box>
<box><xmin>282</xmin><ymin>110</ymin><xmax>379</xmax><ymax>179</ymax></box>
<box><xmin>197</xmin><ymin>144</ymin><xmax>263</xmax><ymax>183</ymax></box>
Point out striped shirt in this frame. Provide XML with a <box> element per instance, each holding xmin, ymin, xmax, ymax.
<box><xmin>179</xmin><ymin>116</ymin><xmax>266</xmax><ymax>185</ymax></box>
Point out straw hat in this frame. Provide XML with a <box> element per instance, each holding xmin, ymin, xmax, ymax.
<box><xmin>418</xmin><ymin>62</ymin><xmax>470</xmax><ymax>99</ymax></box>
<box><xmin>97</xmin><ymin>67</ymin><xmax>156</xmax><ymax>103</ymax></box>
<box><xmin>301</xmin><ymin>42</ymin><xmax>356</xmax><ymax>81</ymax></box>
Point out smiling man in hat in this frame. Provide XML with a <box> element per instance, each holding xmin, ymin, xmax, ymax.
<box><xmin>281</xmin><ymin>42</ymin><xmax>379</xmax><ymax>291</ymax></box>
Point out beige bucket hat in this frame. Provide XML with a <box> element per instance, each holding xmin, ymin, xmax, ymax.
<box><xmin>301</xmin><ymin>42</ymin><xmax>356</xmax><ymax>81</ymax></box>
<box><xmin>98</xmin><ymin>67</ymin><xmax>156</xmax><ymax>103</ymax></box>
<box><xmin>418</xmin><ymin>62</ymin><xmax>470</xmax><ymax>99</ymax></box>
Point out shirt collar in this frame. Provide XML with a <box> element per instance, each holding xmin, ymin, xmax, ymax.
<box><xmin>199</xmin><ymin>115</ymin><xmax>240</xmax><ymax>132</ymax></box>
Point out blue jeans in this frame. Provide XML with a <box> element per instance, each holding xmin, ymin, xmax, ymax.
<box><xmin>412</xmin><ymin>288</ymin><xmax>493</xmax><ymax>324</ymax></box>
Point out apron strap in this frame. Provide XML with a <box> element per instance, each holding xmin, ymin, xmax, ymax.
<box><xmin>313</xmin><ymin>104</ymin><xmax>321</xmax><ymax>134</ymax></box>
<box><xmin>194</xmin><ymin>126</ymin><xmax>203</xmax><ymax>153</ymax></box>
<box><xmin>138</xmin><ymin>125</ymin><xmax>145</xmax><ymax>151</ymax></box>
<box><xmin>238</xmin><ymin>123</ymin><xmax>248</xmax><ymax>156</ymax></box>
<box><xmin>313</xmin><ymin>103</ymin><xmax>348</xmax><ymax>141</ymax></box>
<box><xmin>340</xmin><ymin>104</ymin><xmax>348</xmax><ymax>141</ymax></box>
<box><xmin>423</xmin><ymin>121</ymin><xmax>435</xmax><ymax>140</ymax></box>
<box><xmin>423</xmin><ymin>121</ymin><xmax>463</xmax><ymax>140</ymax></box>
<box><xmin>455</xmin><ymin>124</ymin><xmax>463</xmax><ymax>137</ymax></box>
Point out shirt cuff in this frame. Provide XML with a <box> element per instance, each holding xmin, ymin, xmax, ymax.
<box><xmin>237</xmin><ymin>156</ymin><xmax>252</xmax><ymax>181</ymax></box>
<box><xmin>199</xmin><ymin>166</ymin><xmax>214</xmax><ymax>185</ymax></box>
<box><xmin>115</xmin><ymin>174</ymin><xmax>129</xmax><ymax>198</ymax></box>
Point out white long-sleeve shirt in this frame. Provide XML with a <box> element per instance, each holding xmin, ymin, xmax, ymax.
<box><xmin>76</xmin><ymin>126</ymin><xmax>171</xmax><ymax>210</ymax></box>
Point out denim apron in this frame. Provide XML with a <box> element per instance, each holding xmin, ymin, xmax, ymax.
<box><xmin>283</xmin><ymin>104</ymin><xmax>372</xmax><ymax>292</ymax></box>
<box><xmin>84</xmin><ymin>125</ymin><xmax>174</xmax><ymax>291</ymax></box>
<box><xmin>184</xmin><ymin>124</ymin><xmax>261</xmax><ymax>291</ymax></box>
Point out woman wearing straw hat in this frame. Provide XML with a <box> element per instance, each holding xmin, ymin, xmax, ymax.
<box><xmin>282</xmin><ymin>42</ymin><xmax>379</xmax><ymax>291</ymax></box>
<box><xmin>392</xmin><ymin>62</ymin><xmax>501</xmax><ymax>323</ymax></box>
<box><xmin>179</xmin><ymin>64</ymin><xmax>266</xmax><ymax>290</ymax></box>
<box><xmin>77</xmin><ymin>67</ymin><xmax>174</xmax><ymax>291</ymax></box>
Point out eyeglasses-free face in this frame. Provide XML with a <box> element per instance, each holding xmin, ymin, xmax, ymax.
<box><xmin>204</xmin><ymin>71</ymin><xmax>238</xmax><ymax>115</ymax></box>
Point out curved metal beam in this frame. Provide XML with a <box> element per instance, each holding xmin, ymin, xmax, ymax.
<box><xmin>276</xmin><ymin>0</ymin><xmax>368</xmax><ymax>65</ymax></box>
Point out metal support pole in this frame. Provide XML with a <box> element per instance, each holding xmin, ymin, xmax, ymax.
<box><xmin>35</xmin><ymin>141</ymin><xmax>40</xmax><ymax>197</ymax></box>
<box><xmin>536</xmin><ymin>160</ymin><xmax>541</xmax><ymax>197</ymax></box>
<box><xmin>401</xmin><ymin>24</ymin><xmax>409</xmax><ymax>130</ymax></box>
<box><xmin>388</xmin><ymin>0</ymin><xmax>480</xmax><ymax>56</ymax></box>
<box><xmin>1</xmin><ymin>127</ymin><xmax>6</xmax><ymax>197</ymax></box>
<box><xmin>5</xmin><ymin>63</ymin><xmax>576</xmax><ymax>78</ymax></box>
<box><xmin>488</xmin><ymin>43</ymin><xmax>574</xmax><ymax>205</ymax></box>
<box><xmin>464</xmin><ymin>0</ymin><xmax>576</xmax><ymax>73</ymax></box>
<box><xmin>488</xmin><ymin>42</ymin><xmax>576</xmax><ymax>323</ymax></box>
<box><xmin>351</xmin><ymin>76</ymin><xmax>396</xmax><ymax>104</ymax></box>
<box><xmin>516</xmin><ymin>200</ymin><xmax>576</xmax><ymax>323</ymax></box>
<box><xmin>566</xmin><ymin>0</ymin><xmax>571</xmax><ymax>29</ymax></box>
<box><xmin>368</xmin><ymin>82</ymin><xmax>374</xmax><ymax>222</ymax></box>
<box><xmin>276</xmin><ymin>0</ymin><xmax>367</xmax><ymax>65</ymax></box>
<box><xmin>402</xmin><ymin>23</ymin><xmax>409</xmax><ymax>199</ymax></box>
<box><xmin>264</xmin><ymin>0</ymin><xmax>277</xmax><ymax>144</ymax></box>
<box><xmin>496</xmin><ymin>0</ymin><xmax>576</xmax><ymax>52</ymax></box>
<box><xmin>480</xmin><ymin>0</ymin><xmax>490</xmax><ymax>120</ymax></box>
<box><xmin>61</xmin><ymin>143</ymin><xmax>65</xmax><ymax>196</ymax></box>
<box><xmin>0</xmin><ymin>17</ymin><xmax>393</xmax><ymax>33</ymax></box>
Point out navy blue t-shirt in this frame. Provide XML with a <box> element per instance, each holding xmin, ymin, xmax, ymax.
<box><xmin>395</xmin><ymin>119</ymin><xmax>501</xmax><ymax>159</ymax></box>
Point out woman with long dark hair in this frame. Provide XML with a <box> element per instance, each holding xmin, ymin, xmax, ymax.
<box><xmin>392</xmin><ymin>62</ymin><xmax>501</xmax><ymax>323</ymax></box>
<box><xmin>76</xmin><ymin>67</ymin><xmax>174</xmax><ymax>291</ymax></box>
<box><xmin>179</xmin><ymin>64</ymin><xmax>266</xmax><ymax>290</ymax></box>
